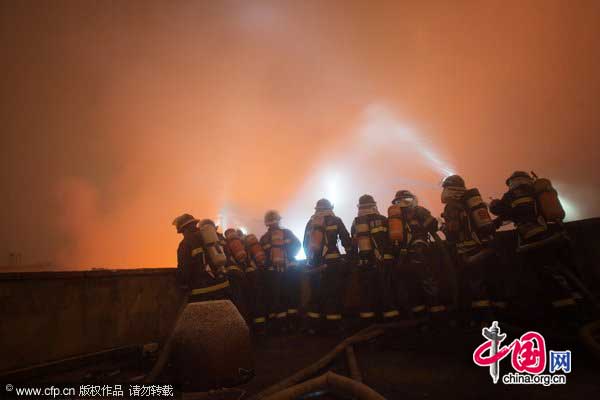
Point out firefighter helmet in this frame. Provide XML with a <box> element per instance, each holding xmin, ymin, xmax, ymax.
<box><xmin>199</xmin><ymin>218</ymin><xmax>216</xmax><ymax>228</ymax></box>
<box><xmin>506</xmin><ymin>171</ymin><xmax>533</xmax><ymax>188</ymax></box>
<box><xmin>172</xmin><ymin>213</ymin><xmax>198</xmax><ymax>233</ymax></box>
<box><xmin>392</xmin><ymin>190</ymin><xmax>417</xmax><ymax>207</ymax></box>
<box><xmin>441</xmin><ymin>175</ymin><xmax>466</xmax><ymax>188</ymax></box>
<box><xmin>264</xmin><ymin>210</ymin><xmax>281</xmax><ymax>226</ymax></box>
<box><xmin>315</xmin><ymin>198</ymin><xmax>333</xmax><ymax>211</ymax></box>
<box><xmin>224</xmin><ymin>228</ymin><xmax>237</xmax><ymax>238</ymax></box>
<box><xmin>357</xmin><ymin>194</ymin><xmax>376</xmax><ymax>207</ymax></box>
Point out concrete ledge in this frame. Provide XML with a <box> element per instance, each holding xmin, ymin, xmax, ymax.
<box><xmin>0</xmin><ymin>268</ymin><xmax>182</xmax><ymax>373</ymax></box>
<box><xmin>0</xmin><ymin>267</ymin><xmax>176</xmax><ymax>281</ymax></box>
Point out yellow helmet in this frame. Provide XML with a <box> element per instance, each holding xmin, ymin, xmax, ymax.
<box><xmin>172</xmin><ymin>213</ymin><xmax>198</xmax><ymax>233</ymax></box>
<box><xmin>264</xmin><ymin>210</ymin><xmax>281</xmax><ymax>226</ymax></box>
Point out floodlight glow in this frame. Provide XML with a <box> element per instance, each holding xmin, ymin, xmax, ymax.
<box><xmin>559</xmin><ymin>195</ymin><xmax>579</xmax><ymax>221</ymax></box>
<box><xmin>360</xmin><ymin>104</ymin><xmax>456</xmax><ymax>177</ymax></box>
<box><xmin>282</xmin><ymin>103</ymin><xmax>458</xmax><ymax>260</ymax></box>
<box><xmin>296</xmin><ymin>248</ymin><xmax>307</xmax><ymax>260</ymax></box>
<box><xmin>323</xmin><ymin>171</ymin><xmax>342</xmax><ymax>207</ymax></box>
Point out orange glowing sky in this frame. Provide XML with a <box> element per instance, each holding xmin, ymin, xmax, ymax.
<box><xmin>2</xmin><ymin>0</ymin><xmax>600</xmax><ymax>269</ymax></box>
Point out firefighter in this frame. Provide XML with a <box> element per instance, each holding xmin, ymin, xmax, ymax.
<box><xmin>173</xmin><ymin>214</ymin><xmax>230</xmax><ymax>303</ymax></box>
<box><xmin>196</xmin><ymin>219</ymin><xmax>247</xmax><ymax>320</ymax></box>
<box><xmin>388</xmin><ymin>190</ymin><xmax>446</xmax><ymax>324</ymax></box>
<box><xmin>244</xmin><ymin>232</ymin><xmax>269</xmax><ymax>335</ymax></box>
<box><xmin>303</xmin><ymin>198</ymin><xmax>352</xmax><ymax>334</ymax></box>
<box><xmin>490</xmin><ymin>171</ymin><xmax>578</xmax><ymax>327</ymax></box>
<box><xmin>440</xmin><ymin>175</ymin><xmax>498</xmax><ymax>326</ymax></box>
<box><xmin>350</xmin><ymin>195</ymin><xmax>394</xmax><ymax>328</ymax></box>
<box><xmin>223</xmin><ymin>227</ymin><xmax>253</xmax><ymax>324</ymax></box>
<box><xmin>260</xmin><ymin>210</ymin><xmax>301</xmax><ymax>334</ymax></box>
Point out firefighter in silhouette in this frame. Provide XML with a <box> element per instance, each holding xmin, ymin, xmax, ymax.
<box><xmin>388</xmin><ymin>190</ymin><xmax>446</xmax><ymax>323</ymax></box>
<box><xmin>440</xmin><ymin>175</ymin><xmax>498</xmax><ymax>325</ymax></box>
<box><xmin>173</xmin><ymin>214</ymin><xmax>230</xmax><ymax>303</ymax></box>
<box><xmin>304</xmin><ymin>198</ymin><xmax>352</xmax><ymax>334</ymax></box>
<box><xmin>223</xmin><ymin>227</ymin><xmax>253</xmax><ymax>324</ymax></box>
<box><xmin>490</xmin><ymin>171</ymin><xmax>578</xmax><ymax>327</ymax></box>
<box><xmin>197</xmin><ymin>219</ymin><xmax>246</xmax><ymax>319</ymax></box>
<box><xmin>260</xmin><ymin>210</ymin><xmax>301</xmax><ymax>334</ymax></box>
<box><xmin>244</xmin><ymin>231</ymin><xmax>269</xmax><ymax>335</ymax></box>
<box><xmin>350</xmin><ymin>195</ymin><xmax>394</xmax><ymax>327</ymax></box>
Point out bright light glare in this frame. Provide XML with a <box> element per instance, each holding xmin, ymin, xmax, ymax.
<box><xmin>559</xmin><ymin>195</ymin><xmax>579</xmax><ymax>221</ymax></box>
<box><xmin>282</xmin><ymin>104</ymin><xmax>458</xmax><ymax>261</ymax></box>
<box><xmin>361</xmin><ymin>104</ymin><xmax>455</xmax><ymax>176</ymax></box>
<box><xmin>296</xmin><ymin>248</ymin><xmax>307</xmax><ymax>260</ymax></box>
<box><xmin>323</xmin><ymin>171</ymin><xmax>341</xmax><ymax>207</ymax></box>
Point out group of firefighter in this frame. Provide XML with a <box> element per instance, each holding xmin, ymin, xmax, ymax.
<box><xmin>172</xmin><ymin>170</ymin><xmax>588</xmax><ymax>336</ymax></box>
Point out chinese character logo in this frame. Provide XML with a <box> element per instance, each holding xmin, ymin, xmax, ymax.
<box><xmin>473</xmin><ymin>321</ymin><xmax>507</xmax><ymax>383</ymax></box>
<box><xmin>549</xmin><ymin>350</ymin><xmax>571</xmax><ymax>373</ymax></box>
<box><xmin>473</xmin><ymin>321</ymin><xmax>546</xmax><ymax>383</ymax></box>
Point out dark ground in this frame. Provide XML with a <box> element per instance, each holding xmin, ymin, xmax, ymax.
<box><xmin>239</xmin><ymin>324</ymin><xmax>600</xmax><ymax>399</ymax></box>
<box><xmin>21</xmin><ymin>321</ymin><xmax>600</xmax><ymax>399</ymax></box>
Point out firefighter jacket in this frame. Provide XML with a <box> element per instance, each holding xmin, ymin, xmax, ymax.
<box><xmin>351</xmin><ymin>213</ymin><xmax>393</xmax><ymax>263</ymax></box>
<box><xmin>303</xmin><ymin>213</ymin><xmax>352</xmax><ymax>266</ymax></box>
<box><xmin>176</xmin><ymin>227</ymin><xmax>229</xmax><ymax>293</ymax></box>
<box><xmin>260</xmin><ymin>227</ymin><xmax>301</xmax><ymax>271</ymax></box>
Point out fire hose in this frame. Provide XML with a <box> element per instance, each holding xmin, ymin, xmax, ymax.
<box><xmin>262</xmin><ymin>371</ymin><xmax>385</xmax><ymax>400</ymax></box>
<box><xmin>345</xmin><ymin>345</ymin><xmax>363</xmax><ymax>382</ymax></box>
<box><xmin>248</xmin><ymin>321</ymin><xmax>417</xmax><ymax>400</ymax></box>
<box><xmin>144</xmin><ymin>291</ymin><xmax>190</xmax><ymax>383</ymax></box>
<box><xmin>559</xmin><ymin>266</ymin><xmax>600</xmax><ymax>312</ymax></box>
<box><xmin>181</xmin><ymin>388</ymin><xmax>246</xmax><ymax>400</ymax></box>
<box><xmin>579</xmin><ymin>320</ymin><xmax>600</xmax><ymax>360</ymax></box>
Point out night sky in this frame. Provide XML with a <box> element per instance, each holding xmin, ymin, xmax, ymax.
<box><xmin>2</xmin><ymin>0</ymin><xmax>599</xmax><ymax>268</ymax></box>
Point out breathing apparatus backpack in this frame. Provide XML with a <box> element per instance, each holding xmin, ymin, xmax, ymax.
<box><xmin>199</xmin><ymin>224</ymin><xmax>227</xmax><ymax>268</ymax></box>
<box><xmin>308</xmin><ymin>216</ymin><xmax>326</xmax><ymax>260</ymax></box>
<box><xmin>532</xmin><ymin>173</ymin><xmax>565</xmax><ymax>222</ymax></box>
<box><xmin>463</xmin><ymin>188</ymin><xmax>495</xmax><ymax>234</ymax></box>
<box><xmin>244</xmin><ymin>234</ymin><xmax>266</xmax><ymax>266</ymax></box>
<box><xmin>508</xmin><ymin>183</ymin><xmax>548</xmax><ymax>242</ymax></box>
<box><xmin>270</xmin><ymin>229</ymin><xmax>287</xmax><ymax>269</ymax></box>
<box><xmin>225</xmin><ymin>229</ymin><xmax>248</xmax><ymax>263</ymax></box>
<box><xmin>387</xmin><ymin>204</ymin><xmax>404</xmax><ymax>244</ymax></box>
<box><xmin>354</xmin><ymin>216</ymin><xmax>373</xmax><ymax>256</ymax></box>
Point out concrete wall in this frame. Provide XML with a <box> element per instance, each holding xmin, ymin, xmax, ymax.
<box><xmin>1</xmin><ymin>218</ymin><xmax>599</xmax><ymax>373</ymax></box>
<box><xmin>0</xmin><ymin>269</ymin><xmax>182</xmax><ymax>373</ymax></box>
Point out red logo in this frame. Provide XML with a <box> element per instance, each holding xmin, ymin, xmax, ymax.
<box><xmin>473</xmin><ymin>321</ymin><xmax>547</xmax><ymax>381</ymax></box>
